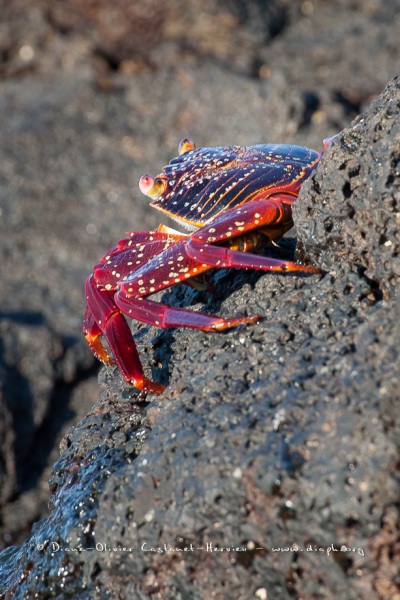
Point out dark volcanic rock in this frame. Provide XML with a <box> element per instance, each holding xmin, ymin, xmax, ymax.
<box><xmin>0</xmin><ymin>384</ymin><xmax>15</xmax><ymax>506</ymax></box>
<box><xmin>294</xmin><ymin>76</ymin><xmax>400</xmax><ymax>300</ymax></box>
<box><xmin>1</xmin><ymin>79</ymin><xmax>399</xmax><ymax>600</ymax></box>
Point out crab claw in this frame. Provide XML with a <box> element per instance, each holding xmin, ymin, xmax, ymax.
<box><xmin>139</xmin><ymin>174</ymin><xmax>167</xmax><ymax>199</ymax></box>
<box><xmin>178</xmin><ymin>138</ymin><xmax>196</xmax><ymax>155</ymax></box>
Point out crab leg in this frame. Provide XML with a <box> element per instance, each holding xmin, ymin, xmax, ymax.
<box><xmin>186</xmin><ymin>239</ymin><xmax>320</xmax><ymax>273</ymax></box>
<box><xmin>93</xmin><ymin>228</ymin><xmax>186</xmax><ymax>289</ymax></box>
<box><xmin>118</xmin><ymin>196</ymin><xmax>319</xmax><ymax>302</ymax></box>
<box><xmin>114</xmin><ymin>293</ymin><xmax>260</xmax><ymax>331</ymax></box>
<box><xmin>193</xmin><ymin>196</ymin><xmax>294</xmax><ymax>243</ymax></box>
<box><xmin>84</xmin><ymin>275</ymin><xmax>165</xmax><ymax>394</ymax></box>
<box><xmin>186</xmin><ymin>196</ymin><xmax>321</xmax><ymax>273</ymax></box>
<box><xmin>83</xmin><ymin>305</ymin><xmax>113</xmax><ymax>364</ymax></box>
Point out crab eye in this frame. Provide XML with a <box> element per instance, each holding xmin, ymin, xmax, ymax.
<box><xmin>178</xmin><ymin>138</ymin><xmax>196</xmax><ymax>155</ymax></box>
<box><xmin>139</xmin><ymin>175</ymin><xmax>154</xmax><ymax>196</ymax></box>
<box><xmin>139</xmin><ymin>175</ymin><xmax>167</xmax><ymax>199</ymax></box>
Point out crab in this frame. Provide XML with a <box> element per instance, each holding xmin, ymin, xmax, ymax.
<box><xmin>83</xmin><ymin>138</ymin><xmax>326</xmax><ymax>394</ymax></box>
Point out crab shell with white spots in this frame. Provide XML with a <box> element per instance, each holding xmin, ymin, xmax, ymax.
<box><xmin>140</xmin><ymin>138</ymin><xmax>320</xmax><ymax>229</ymax></box>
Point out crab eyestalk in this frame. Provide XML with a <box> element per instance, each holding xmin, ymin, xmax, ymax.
<box><xmin>178</xmin><ymin>138</ymin><xmax>196</xmax><ymax>155</ymax></box>
<box><xmin>139</xmin><ymin>174</ymin><xmax>168</xmax><ymax>199</ymax></box>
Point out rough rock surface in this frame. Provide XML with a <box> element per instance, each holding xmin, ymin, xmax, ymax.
<box><xmin>0</xmin><ymin>1</ymin><xmax>399</xmax><ymax>598</ymax></box>
<box><xmin>294</xmin><ymin>79</ymin><xmax>400</xmax><ymax>300</ymax></box>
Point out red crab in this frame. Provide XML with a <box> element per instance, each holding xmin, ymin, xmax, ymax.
<box><xmin>83</xmin><ymin>138</ymin><xmax>326</xmax><ymax>394</ymax></box>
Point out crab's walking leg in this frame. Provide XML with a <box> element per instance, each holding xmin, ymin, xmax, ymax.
<box><xmin>83</xmin><ymin>305</ymin><xmax>113</xmax><ymax>364</ymax></box>
<box><xmin>115</xmin><ymin>293</ymin><xmax>260</xmax><ymax>331</ymax></box>
<box><xmin>186</xmin><ymin>240</ymin><xmax>320</xmax><ymax>273</ymax></box>
<box><xmin>186</xmin><ymin>196</ymin><xmax>321</xmax><ymax>274</ymax></box>
<box><xmin>84</xmin><ymin>275</ymin><xmax>165</xmax><ymax>394</ymax></box>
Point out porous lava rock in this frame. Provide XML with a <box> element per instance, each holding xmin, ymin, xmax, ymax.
<box><xmin>294</xmin><ymin>76</ymin><xmax>400</xmax><ymax>300</ymax></box>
